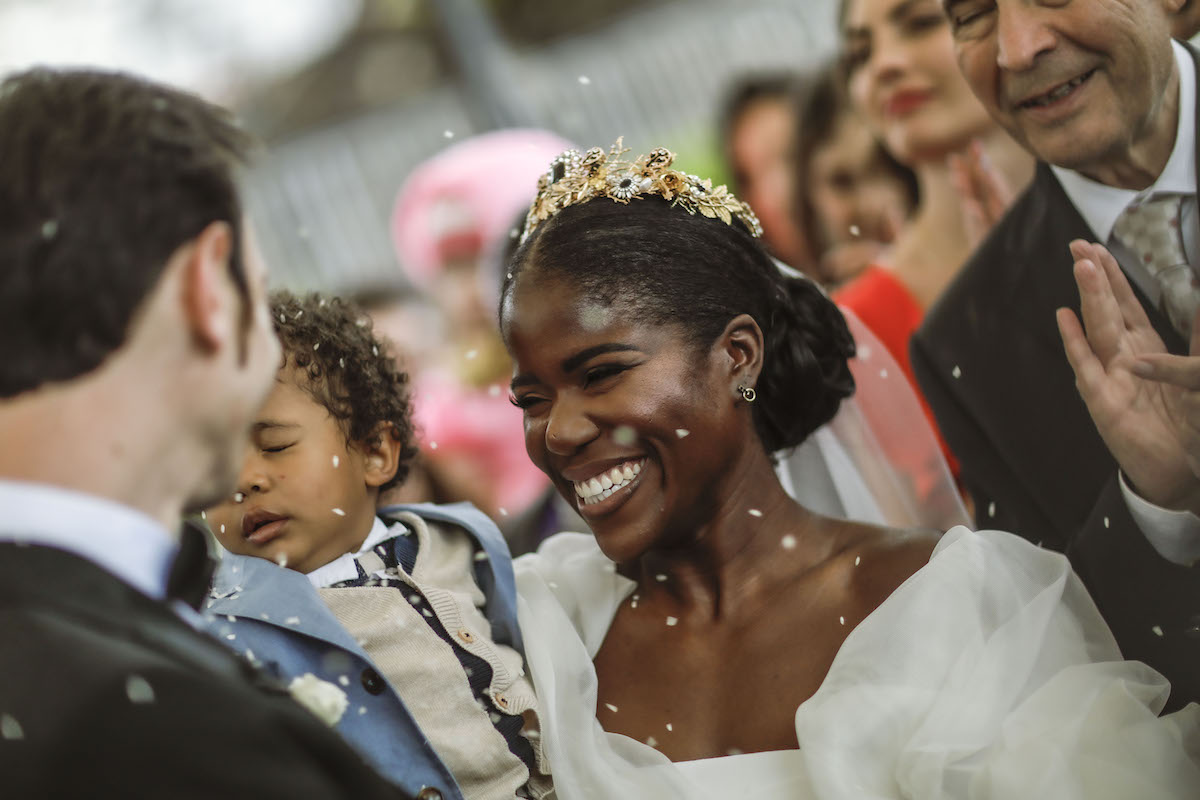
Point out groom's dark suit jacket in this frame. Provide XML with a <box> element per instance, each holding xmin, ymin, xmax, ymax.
<box><xmin>911</xmin><ymin>45</ymin><xmax>1200</xmax><ymax>711</ymax></box>
<box><xmin>0</xmin><ymin>542</ymin><xmax>412</xmax><ymax>799</ymax></box>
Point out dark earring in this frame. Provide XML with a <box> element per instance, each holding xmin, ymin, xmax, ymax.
<box><xmin>737</xmin><ymin>385</ymin><xmax>756</xmax><ymax>403</ymax></box>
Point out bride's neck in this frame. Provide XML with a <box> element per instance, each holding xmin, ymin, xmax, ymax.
<box><xmin>631</xmin><ymin>452</ymin><xmax>821</xmax><ymax>620</ymax></box>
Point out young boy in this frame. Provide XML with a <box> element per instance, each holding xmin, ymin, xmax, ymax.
<box><xmin>202</xmin><ymin>291</ymin><xmax>550</xmax><ymax>800</ymax></box>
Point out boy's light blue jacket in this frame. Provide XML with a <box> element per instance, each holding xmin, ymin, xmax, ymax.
<box><xmin>202</xmin><ymin>502</ymin><xmax>523</xmax><ymax>800</ymax></box>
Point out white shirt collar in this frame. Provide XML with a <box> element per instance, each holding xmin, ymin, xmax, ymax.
<box><xmin>0</xmin><ymin>479</ymin><xmax>176</xmax><ymax>600</ymax></box>
<box><xmin>306</xmin><ymin>515</ymin><xmax>395</xmax><ymax>588</ymax></box>
<box><xmin>1053</xmin><ymin>39</ymin><xmax>1197</xmax><ymax>241</ymax></box>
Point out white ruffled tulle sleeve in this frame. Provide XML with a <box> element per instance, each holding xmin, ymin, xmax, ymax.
<box><xmin>795</xmin><ymin>526</ymin><xmax>1200</xmax><ymax>799</ymax></box>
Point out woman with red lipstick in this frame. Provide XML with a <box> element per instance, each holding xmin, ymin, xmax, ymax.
<box><xmin>500</xmin><ymin>143</ymin><xmax>1200</xmax><ymax>798</ymax></box>
<box><xmin>833</xmin><ymin>0</ymin><xmax>1036</xmax><ymax>496</ymax></box>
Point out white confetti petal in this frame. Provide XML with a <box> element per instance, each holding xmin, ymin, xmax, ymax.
<box><xmin>848</xmin><ymin>224</ymin><xmax>861</xmax><ymax>237</ymax></box>
<box><xmin>605</xmin><ymin>703</ymin><xmax>619</xmax><ymax>713</ymax></box>
<box><xmin>578</xmin><ymin>75</ymin><xmax>591</xmax><ymax>85</ymax></box>
<box><xmin>233</xmin><ymin>492</ymin><xmax>245</xmax><ymax>503</ymax></box>
<box><xmin>781</xmin><ymin>534</ymin><xmax>797</xmax><ymax>549</ymax></box>
<box><xmin>666</xmin><ymin>722</ymin><xmax>673</xmax><ymax>731</ymax></box>
<box><xmin>1103</xmin><ymin>516</ymin><xmax>1110</xmax><ymax>528</ymax></box>
<box><xmin>854</xmin><ymin>556</ymin><xmax>861</xmax><ymax>566</ymax></box>
<box><xmin>879</xmin><ymin>368</ymin><xmax>888</xmax><ymax>378</ymax></box>
<box><xmin>748</xmin><ymin>508</ymin><xmax>763</xmax><ymax>517</ymax></box>
<box><xmin>988</xmin><ymin>501</ymin><xmax>996</xmax><ymax>518</ymax></box>
<box><xmin>952</xmin><ymin>365</ymin><xmax>962</xmax><ymax>379</ymax></box>
<box><xmin>338</xmin><ymin>675</ymin><xmax>350</xmax><ymax>687</ymax></box>
<box><xmin>488</xmin><ymin>384</ymin><xmax>502</xmax><ymax>397</ymax></box>
<box><xmin>331</xmin><ymin>508</ymin><xmax>346</xmax><ymax>516</ymax></box>
<box><xmin>655</xmin><ymin>573</ymin><xmax>668</xmax><ymax>582</ymax></box>
<box><xmin>666</xmin><ymin>616</ymin><xmax>678</xmax><ymax>627</ymax></box>
<box><xmin>1152</xmin><ymin>625</ymin><xmax>1164</xmax><ymax>637</ymax></box>
<box><xmin>285</xmin><ymin>616</ymin><xmax>301</xmax><ymax>625</ymax></box>
<box><xmin>443</xmin><ymin>129</ymin><xmax>455</xmax><ymax>139</ymax></box>
<box><xmin>430</xmin><ymin>441</ymin><xmax>439</xmax><ymax>450</ymax></box>
<box><xmin>226</xmin><ymin>615</ymin><xmax>236</xmax><ymax>623</ymax></box>
<box><xmin>332</xmin><ymin>455</ymin><xmax>340</xmax><ymax>468</ymax></box>
<box><xmin>225</xmin><ymin>633</ymin><xmax>236</xmax><ymax>641</ymax></box>
<box><xmin>613</xmin><ymin>425</ymin><xmax>637</xmax><ymax>446</ymax></box>
<box><xmin>313</xmin><ymin>342</ymin><xmax>320</xmax><ymax>351</ymax></box>
<box><xmin>675</xmin><ymin>428</ymin><xmax>689</xmax><ymax>438</ymax></box>
<box><xmin>839</xmin><ymin>616</ymin><xmax>845</xmax><ymax>626</ymax></box>
<box><xmin>275</xmin><ymin>553</ymin><xmax>289</xmax><ymax>568</ymax></box>
<box><xmin>41</xmin><ymin>219</ymin><xmax>59</xmax><ymax>239</ymax></box>
<box><xmin>359</xmin><ymin>706</ymin><xmax>368</xmax><ymax>715</ymax></box>
<box><xmin>498</xmin><ymin>507</ymin><xmax>508</xmax><ymax>516</ymax></box>
<box><xmin>126</xmin><ymin>675</ymin><xmax>156</xmax><ymax>704</ymax></box>
<box><xmin>465</xmin><ymin>349</ymin><xmax>478</xmax><ymax>360</ymax></box>
<box><xmin>200</xmin><ymin>510</ymin><xmax>206</xmax><ymax>519</ymax></box>
<box><xmin>645</xmin><ymin>736</ymin><xmax>658</xmax><ymax>747</ymax></box>
<box><xmin>219</xmin><ymin>524</ymin><xmax>225</xmax><ymax>534</ymax></box>
<box><xmin>1</xmin><ymin>714</ymin><xmax>24</xmax><ymax>740</ymax></box>
<box><xmin>260</xmin><ymin>612</ymin><xmax>270</xmax><ymax>621</ymax></box>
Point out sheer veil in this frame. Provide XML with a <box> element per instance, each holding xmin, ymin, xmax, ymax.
<box><xmin>773</xmin><ymin>263</ymin><xmax>970</xmax><ymax>532</ymax></box>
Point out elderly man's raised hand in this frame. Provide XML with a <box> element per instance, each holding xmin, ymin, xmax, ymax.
<box><xmin>1057</xmin><ymin>239</ymin><xmax>1200</xmax><ymax>514</ymax></box>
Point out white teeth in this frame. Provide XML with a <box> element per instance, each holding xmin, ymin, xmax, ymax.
<box><xmin>573</xmin><ymin>459</ymin><xmax>645</xmax><ymax>503</ymax></box>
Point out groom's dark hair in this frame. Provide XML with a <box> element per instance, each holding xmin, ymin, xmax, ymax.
<box><xmin>0</xmin><ymin>68</ymin><xmax>255</xmax><ymax>398</ymax></box>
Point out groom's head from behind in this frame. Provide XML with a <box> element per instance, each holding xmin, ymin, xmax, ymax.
<box><xmin>0</xmin><ymin>68</ymin><xmax>280</xmax><ymax>512</ymax></box>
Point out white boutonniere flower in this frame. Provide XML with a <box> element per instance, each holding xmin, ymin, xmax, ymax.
<box><xmin>287</xmin><ymin>673</ymin><xmax>348</xmax><ymax>726</ymax></box>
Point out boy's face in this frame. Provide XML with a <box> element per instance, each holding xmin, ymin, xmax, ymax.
<box><xmin>206</xmin><ymin>367</ymin><xmax>381</xmax><ymax>573</ymax></box>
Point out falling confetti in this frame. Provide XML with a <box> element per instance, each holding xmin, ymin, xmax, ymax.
<box><xmin>645</xmin><ymin>736</ymin><xmax>658</xmax><ymax>748</ymax></box>
<box><xmin>1</xmin><ymin>714</ymin><xmax>24</xmax><ymax>740</ymax></box>
<box><xmin>285</xmin><ymin>616</ymin><xmax>301</xmax><ymax>625</ymax></box>
<box><xmin>781</xmin><ymin>534</ymin><xmax>797</xmax><ymax>549</ymax></box>
<box><xmin>339</xmin><ymin>357</ymin><xmax>346</xmax><ymax>368</ymax></box>
<box><xmin>260</xmin><ymin>612</ymin><xmax>270</xmax><ymax>621</ymax></box>
<box><xmin>1152</xmin><ymin>625</ymin><xmax>1165</xmax><ymax>637</ymax></box>
<box><xmin>854</xmin><ymin>556</ymin><xmax>861</xmax><ymax>566</ymax></box>
<box><xmin>220</xmin><ymin>524</ymin><xmax>226</xmax><ymax>534</ymax></box>
<box><xmin>338</xmin><ymin>675</ymin><xmax>350</xmax><ymax>687</ymax></box>
<box><xmin>430</xmin><ymin>441</ymin><xmax>439</xmax><ymax>450</ymax></box>
<box><xmin>359</xmin><ymin>706</ymin><xmax>368</xmax><ymax>715</ymax></box>
<box><xmin>332</xmin><ymin>508</ymin><xmax>346</xmax><ymax>516</ymax></box>
<box><xmin>666</xmin><ymin>616</ymin><xmax>678</xmax><ymax>627</ymax></box>
<box><xmin>488</xmin><ymin>384</ymin><xmax>502</xmax><ymax>397</ymax></box>
<box><xmin>41</xmin><ymin>219</ymin><xmax>59</xmax><ymax>239</ymax></box>
<box><xmin>578</xmin><ymin>75</ymin><xmax>591</xmax><ymax>85</ymax></box>
<box><xmin>987</xmin><ymin>502</ymin><xmax>996</xmax><ymax>518</ymax></box>
<box><xmin>474</xmin><ymin>551</ymin><xmax>489</xmax><ymax>562</ymax></box>
<box><xmin>126</xmin><ymin>675</ymin><xmax>156</xmax><ymax>704</ymax></box>
<box><xmin>372</xmin><ymin>345</ymin><xmax>379</xmax><ymax>356</ymax></box>
<box><xmin>879</xmin><ymin>368</ymin><xmax>888</xmax><ymax>379</ymax></box>
<box><xmin>498</xmin><ymin>507</ymin><xmax>508</xmax><ymax>516</ymax></box>
<box><xmin>675</xmin><ymin>429</ymin><xmax>689</xmax><ymax>438</ymax></box>
<box><xmin>200</xmin><ymin>510</ymin><xmax>206</xmax><ymax>519</ymax></box>
<box><xmin>748</xmin><ymin>508</ymin><xmax>763</xmax><ymax>518</ymax></box>
<box><xmin>605</xmin><ymin>703</ymin><xmax>619</xmax><ymax>713</ymax></box>
<box><xmin>1103</xmin><ymin>516</ymin><xmax>1110</xmax><ymax>529</ymax></box>
<box><xmin>332</xmin><ymin>455</ymin><xmax>340</xmax><ymax>468</ymax></box>
<box><xmin>225</xmin><ymin>633</ymin><xmax>236</xmax><ymax>641</ymax></box>
<box><xmin>848</xmin><ymin>224</ymin><xmax>861</xmax><ymax>237</ymax></box>
<box><xmin>952</xmin><ymin>365</ymin><xmax>962</xmax><ymax>379</ymax></box>
<box><xmin>665</xmin><ymin>722</ymin><xmax>673</xmax><ymax>731</ymax></box>
<box><xmin>443</xmin><ymin>129</ymin><xmax>455</xmax><ymax>139</ymax></box>
<box><xmin>726</xmin><ymin>747</ymin><xmax>744</xmax><ymax>756</ymax></box>
<box><xmin>275</xmin><ymin>553</ymin><xmax>289</xmax><ymax>568</ymax></box>
<box><xmin>614</xmin><ymin>425</ymin><xmax>637</xmax><ymax>446</ymax></box>
<box><xmin>233</xmin><ymin>492</ymin><xmax>245</xmax><ymax>503</ymax></box>
<box><xmin>313</xmin><ymin>342</ymin><xmax>320</xmax><ymax>351</ymax></box>
<box><xmin>839</xmin><ymin>616</ymin><xmax>845</xmax><ymax>626</ymax></box>
<box><xmin>465</xmin><ymin>349</ymin><xmax>478</xmax><ymax>360</ymax></box>
<box><xmin>655</xmin><ymin>574</ymin><xmax>667</xmax><ymax>582</ymax></box>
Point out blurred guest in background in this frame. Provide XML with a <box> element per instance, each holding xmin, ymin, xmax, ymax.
<box><xmin>390</xmin><ymin>129</ymin><xmax>580</xmax><ymax>552</ymax></box>
<box><xmin>720</xmin><ymin>72</ymin><xmax>815</xmax><ymax>272</ymax></box>
<box><xmin>792</xmin><ymin>60</ymin><xmax>919</xmax><ymax>287</ymax></box>
<box><xmin>831</xmin><ymin>0</ymin><xmax>1035</xmax><ymax>496</ymax></box>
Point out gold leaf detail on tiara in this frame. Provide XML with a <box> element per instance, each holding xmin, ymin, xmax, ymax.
<box><xmin>521</xmin><ymin>137</ymin><xmax>763</xmax><ymax>243</ymax></box>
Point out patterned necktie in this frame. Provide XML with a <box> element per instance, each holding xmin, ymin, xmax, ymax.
<box><xmin>1111</xmin><ymin>194</ymin><xmax>1200</xmax><ymax>338</ymax></box>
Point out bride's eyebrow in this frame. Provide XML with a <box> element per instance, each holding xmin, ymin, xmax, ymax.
<box><xmin>560</xmin><ymin>344</ymin><xmax>640</xmax><ymax>374</ymax></box>
<box><xmin>511</xmin><ymin>343</ymin><xmax>643</xmax><ymax>391</ymax></box>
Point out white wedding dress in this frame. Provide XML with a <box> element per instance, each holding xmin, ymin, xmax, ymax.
<box><xmin>515</xmin><ymin>527</ymin><xmax>1200</xmax><ymax>799</ymax></box>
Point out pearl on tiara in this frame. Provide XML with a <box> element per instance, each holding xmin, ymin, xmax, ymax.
<box><xmin>521</xmin><ymin>137</ymin><xmax>763</xmax><ymax>243</ymax></box>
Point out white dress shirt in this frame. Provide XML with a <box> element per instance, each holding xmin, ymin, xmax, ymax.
<box><xmin>1054</xmin><ymin>40</ymin><xmax>1200</xmax><ymax>567</ymax></box>
<box><xmin>305</xmin><ymin>515</ymin><xmax>391</xmax><ymax>588</ymax></box>
<box><xmin>0</xmin><ymin>478</ymin><xmax>177</xmax><ymax>598</ymax></box>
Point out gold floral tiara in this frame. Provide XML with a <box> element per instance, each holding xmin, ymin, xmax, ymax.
<box><xmin>520</xmin><ymin>137</ymin><xmax>763</xmax><ymax>243</ymax></box>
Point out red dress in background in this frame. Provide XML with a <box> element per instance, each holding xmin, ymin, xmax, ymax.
<box><xmin>833</xmin><ymin>264</ymin><xmax>961</xmax><ymax>485</ymax></box>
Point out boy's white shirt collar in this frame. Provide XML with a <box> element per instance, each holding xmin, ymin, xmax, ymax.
<box><xmin>306</xmin><ymin>515</ymin><xmax>396</xmax><ymax>588</ymax></box>
<box><xmin>0</xmin><ymin>478</ymin><xmax>176</xmax><ymax>600</ymax></box>
<box><xmin>1053</xmin><ymin>40</ymin><xmax>1197</xmax><ymax>241</ymax></box>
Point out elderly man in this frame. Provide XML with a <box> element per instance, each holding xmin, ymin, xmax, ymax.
<box><xmin>913</xmin><ymin>0</ymin><xmax>1200</xmax><ymax>708</ymax></box>
<box><xmin>0</xmin><ymin>69</ymin><xmax>411</xmax><ymax>797</ymax></box>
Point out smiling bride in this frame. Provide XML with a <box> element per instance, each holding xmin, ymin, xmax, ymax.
<box><xmin>498</xmin><ymin>141</ymin><xmax>1200</xmax><ymax>799</ymax></box>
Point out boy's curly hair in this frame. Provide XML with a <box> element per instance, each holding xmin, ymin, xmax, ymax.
<box><xmin>269</xmin><ymin>290</ymin><xmax>418</xmax><ymax>493</ymax></box>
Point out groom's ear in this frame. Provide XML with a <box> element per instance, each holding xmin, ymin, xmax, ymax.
<box><xmin>715</xmin><ymin>313</ymin><xmax>764</xmax><ymax>389</ymax></box>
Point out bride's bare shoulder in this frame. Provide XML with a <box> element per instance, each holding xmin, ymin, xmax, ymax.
<box><xmin>826</xmin><ymin>519</ymin><xmax>942</xmax><ymax>610</ymax></box>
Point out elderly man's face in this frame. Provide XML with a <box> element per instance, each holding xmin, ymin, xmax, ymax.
<box><xmin>945</xmin><ymin>0</ymin><xmax>1179</xmax><ymax>184</ymax></box>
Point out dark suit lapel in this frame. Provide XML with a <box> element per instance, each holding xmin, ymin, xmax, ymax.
<box><xmin>0</xmin><ymin>544</ymin><xmax>283</xmax><ymax>690</ymax></box>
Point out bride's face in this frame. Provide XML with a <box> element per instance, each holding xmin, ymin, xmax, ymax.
<box><xmin>503</xmin><ymin>274</ymin><xmax>744</xmax><ymax>563</ymax></box>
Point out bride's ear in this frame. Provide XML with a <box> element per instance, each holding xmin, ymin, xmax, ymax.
<box><xmin>716</xmin><ymin>313</ymin><xmax>764</xmax><ymax>391</ymax></box>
